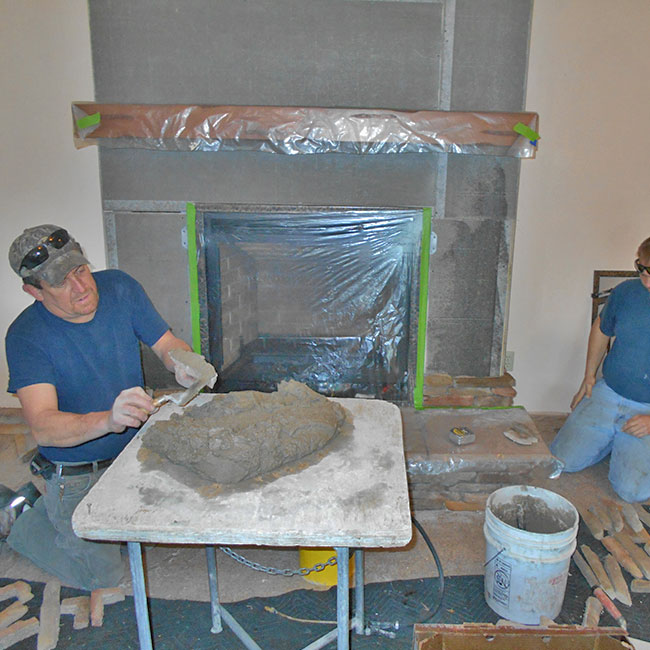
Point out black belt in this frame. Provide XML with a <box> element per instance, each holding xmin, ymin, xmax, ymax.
<box><xmin>55</xmin><ymin>458</ymin><xmax>113</xmax><ymax>476</ymax></box>
<box><xmin>30</xmin><ymin>453</ymin><xmax>113</xmax><ymax>479</ymax></box>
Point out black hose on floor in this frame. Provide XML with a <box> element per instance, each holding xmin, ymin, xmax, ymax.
<box><xmin>363</xmin><ymin>516</ymin><xmax>446</xmax><ymax>639</ymax></box>
<box><xmin>412</xmin><ymin>515</ymin><xmax>445</xmax><ymax>624</ymax></box>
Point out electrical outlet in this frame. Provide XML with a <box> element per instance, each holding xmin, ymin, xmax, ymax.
<box><xmin>504</xmin><ymin>351</ymin><xmax>515</xmax><ymax>372</ymax></box>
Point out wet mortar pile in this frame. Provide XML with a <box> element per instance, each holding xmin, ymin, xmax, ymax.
<box><xmin>140</xmin><ymin>380</ymin><xmax>349</xmax><ymax>487</ymax></box>
<box><xmin>491</xmin><ymin>494</ymin><xmax>576</xmax><ymax>534</ymax></box>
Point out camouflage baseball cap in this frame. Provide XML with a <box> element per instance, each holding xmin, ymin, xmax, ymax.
<box><xmin>8</xmin><ymin>224</ymin><xmax>90</xmax><ymax>287</ymax></box>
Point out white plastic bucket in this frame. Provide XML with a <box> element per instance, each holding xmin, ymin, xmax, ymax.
<box><xmin>483</xmin><ymin>485</ymin><xmax>578</xmax><ymax>624</ymax></box>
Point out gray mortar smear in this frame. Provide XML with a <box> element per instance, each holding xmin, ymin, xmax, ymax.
<box><xmin>491</xmin><ymin>494</ymin><xmax>577</xmax><ymax>534</ymax></box>
<box><xmin>139</xmin><ymin>380</ymin><xmax>351</xmax><ymax>490</ymax></box>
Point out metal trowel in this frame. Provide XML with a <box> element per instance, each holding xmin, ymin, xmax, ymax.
<box><xmin>152</xmin><ymin>376</ymin><xmax>213</xmax><ymax>408</ymax></box>
<box><xmin>152</xmin><ymin>349</ymin><xmax>217</xmax><ymax>409</ymax></box>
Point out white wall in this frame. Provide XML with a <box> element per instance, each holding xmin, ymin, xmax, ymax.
<box><xmin>0</xmin><ymin>0</ymin><xmax>103</xmax><ymax>407</ymax></box>
<box><xmin>2</xmin><ymin>0</ymin><xmax>649</xmax><ymax>412</ymax></box>
<box><xmin>510</xmin><ymin>0</ymin><xmax>650</xmax><ymax>411</ymax></box>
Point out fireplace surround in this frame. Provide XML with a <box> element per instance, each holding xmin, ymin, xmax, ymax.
<box><xmin>85</xmin><ymin>0</ymin><xmax>537</xmax><ymax>407</ymax></box>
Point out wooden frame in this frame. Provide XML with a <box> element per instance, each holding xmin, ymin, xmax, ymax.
<box><xmin>591</xmin><ymin>270</ymin><xmax>637</xmax><ymax>323</ymax></box>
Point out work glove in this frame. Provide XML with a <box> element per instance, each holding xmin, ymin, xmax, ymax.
<box><xmin>169</xmin><ymin>349</ymin><xmax>218</xmax><ymax>388</ymax></box>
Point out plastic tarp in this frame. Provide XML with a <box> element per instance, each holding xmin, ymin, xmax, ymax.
<box><xmin>72</xmin><ymin>103</ymin><xmax>539</xmax><ymax>157</ymax></box>
<box><xmin>200</xmin><ymin>209</ymin><xmax>423</xmax><ymax>400</ymax></box>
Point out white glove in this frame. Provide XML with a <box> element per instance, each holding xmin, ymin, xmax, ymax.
<box><xmin>109</xmin><ymin>387</ymin><xmax>153</xmax><ymax>432</ymax></box>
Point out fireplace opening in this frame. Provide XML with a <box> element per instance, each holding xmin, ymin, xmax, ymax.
<box><xmin>197</xmin><ymin>207</ymin><xmax>425</xmax><ymax>402</ymax></box>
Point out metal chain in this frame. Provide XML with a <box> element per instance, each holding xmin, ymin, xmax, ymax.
<box><xmin>220</xmin><ymin>547</ymin><xmax>337</xmax><ymax>577</ymax></box>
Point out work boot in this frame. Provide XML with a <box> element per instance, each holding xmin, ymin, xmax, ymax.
<box><xmin>0</xmin><ymin>482</ymin><xmax>41</xmax><ymax>538</ymax></box>
<box><xmin>13</xmin><ymin>481</ymin><xmax>41</xmax><ymax>509</ymax></box>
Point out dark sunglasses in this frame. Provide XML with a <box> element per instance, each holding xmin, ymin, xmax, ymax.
<box><xmin>19</xmin><ymin>229</ymin><xmax>71</xmax><ymax>273</ymax></box>
<box><xmin>634</xmin><ymin>258</ymin><xmax>650</xmax><ymax>275</ymax></box>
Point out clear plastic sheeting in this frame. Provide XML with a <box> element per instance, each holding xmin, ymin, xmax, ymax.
<box><xmin>72</xmin><ymin>103</ymin><xmax>539</xmax><ymax>158</ymax></box>
<box><xmin>406</xmin><ymin>455</ymin><xmax>563</xmax><ymax>481</ymax></box>
<box><xmin>402</xmin><ymin>407</ymin><xmax>563</xmax><ymax>485</ymax></box>
<box><xmin>199</xmin><ymin>208</ymin><xmax>423</xmax><ymax>401</ymax></box>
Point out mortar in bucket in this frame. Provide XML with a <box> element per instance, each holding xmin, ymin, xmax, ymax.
<box><xmin>483</xmin><ymin>485</ymin><xmax>578</xmax><ymax>624</ymax></box>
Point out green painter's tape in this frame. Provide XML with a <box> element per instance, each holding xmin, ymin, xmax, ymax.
<box><xmin>513</xmin><ymin>122</ymin><xmax>540</xmax><ymax>143</ymax></box>
<box><xmin>76</xmin><ymin>112</ymin><xmax>101</xmax><ymax>130</ymax></box>
<box><xmin>420</xmin><ymin>404</ymin><xmax>525</xmax><ymax>411</ymax></box>
<box><xmin>414</xmin><ymin>208</ymin><xmax>432</xmax><ymax>409</ymax></box>
<box><xmin>186</xmin><ymin>203</ymin><xmax>201</xmax><ymax>353</ymax></box>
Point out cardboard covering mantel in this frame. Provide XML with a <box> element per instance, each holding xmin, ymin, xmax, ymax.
<box><xmin>72</xmin><ymin>103</ymin><xmax>539</xmax><ymax>157</ymax></box>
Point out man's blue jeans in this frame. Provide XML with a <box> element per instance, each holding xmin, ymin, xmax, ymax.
<box><xmin>7</xmin><ymin>465</ymin><xmax>124</xmax><ymax>590</ymax></box>
<box><xmin>550</xmin><ymin>379</ymin><xmax>650</xmax><ymax>502</ymax></box>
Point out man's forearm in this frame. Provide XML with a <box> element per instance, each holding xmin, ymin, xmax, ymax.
<box><xmin>584</xmin><ymin>316</ymin><xmax>610</xmax><ymax>379</ymax></box>
<box><xmin>27</xmin><ymin>409</ymin><xmax>114</xmax><ymax>448</ymax></box>
<box><xmin>17</xmin><ymin>384</ymin><xmax>154</xmax><ymax>449</ymax></box>
<box><xmin>152</xmin><ymin>330</ymin><xmax>192</xmax><ymax>373</ymax></box>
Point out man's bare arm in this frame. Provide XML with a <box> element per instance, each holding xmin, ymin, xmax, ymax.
<box><xmin>151</xmin><ymin>330</ymin><xmax>191</xmax><ymax>370</ymax></box>
<box><xmin>570</xmin><ymin>316</ymin><xmax>611</xmax><ymax>409</ymax></box>
<box><xmin>151</xmin><ymin>330</ymin><xmax>201</xmax><ymax>387</ymax></box>
<box><xmin>17</xmin><ymin>383</ymin><xmax>153</xmax><ymax>448</ymax></box>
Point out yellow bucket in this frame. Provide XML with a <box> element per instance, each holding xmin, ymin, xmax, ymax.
<box><xmin>299</xmin><ymin>547</ymin><xmax>355</xmax><ymax>586</ymax></box>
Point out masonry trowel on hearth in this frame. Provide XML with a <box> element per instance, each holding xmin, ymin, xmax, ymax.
<box><xmin>152</xmin><ymin>349</ymin><xmax>217</xmax><ymax>409</ymax></box>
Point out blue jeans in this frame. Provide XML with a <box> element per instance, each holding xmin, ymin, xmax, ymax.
<box><xmin>7</xmin><ymin>466</ymin><xmax>124</xmax><ymax>590</ymax></box>
<box><xmin>550</xmin><ymin>379</ymin><xmax>650</xmax><ymax>502</ymax></box>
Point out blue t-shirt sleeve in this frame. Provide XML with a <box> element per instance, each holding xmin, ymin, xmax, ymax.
<box><xmin>6</xmin><ymin>329</ymin><xmax>57</xmax><ymax>394</ymax></box>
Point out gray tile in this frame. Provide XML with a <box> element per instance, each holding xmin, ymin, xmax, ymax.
<box><xmin>99</xmin><ymin>149</ymin><xmax>439</xmax><ymax>208</ymax></box>
<box><xmin>90</xmin><ymin>0</ymin><xmax>442</xmax><ymax>109</ymax></box>
<box><xmin>451</xmin><ymin>0</ymin><xmax>533</xmax><ymax>111</ymax></box>
<box><xmin>445</xmin><ymin>156</ymin><xmax>520</xmax><ymax>221</ymax></box>
<box><xmin>425</xmin><ymin>317</ymin><xmax>494</xmax><ymax>375</ymax></box>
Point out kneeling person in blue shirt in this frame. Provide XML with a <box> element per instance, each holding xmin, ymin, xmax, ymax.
<box><xmin>550</xmin><ymin>236</ymin><xmax>650</xmax><ymax>502</ymax></box>
<box><xmin>4</xmin><ymin>224</ymin><xmax>201</xmax><ymax>590</ymax></box>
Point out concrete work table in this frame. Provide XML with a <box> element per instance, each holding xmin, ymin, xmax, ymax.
<box><xmin>73</xmin><ymin>395</ymin><xmax>412</xmax><ymax>650</ymax></box>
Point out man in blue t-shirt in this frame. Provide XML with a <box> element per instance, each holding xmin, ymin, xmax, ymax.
<box><xmin>550</xmin><ymin>236</ymin><xmax>650</xmax><ymax>502</ymax></box>
<box><xmin>3</xmin><ymin>224</ymin><xmax>207</xmax><ymax>590</ymax></box>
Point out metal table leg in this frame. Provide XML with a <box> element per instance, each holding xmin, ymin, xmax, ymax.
<box><xmin>335</xmin><ymin>547</ymin><xmax>350</xmax><ymax>650</ymax></box>
<box><xmin>205</xmin><ymin>546</ymin><xmax>222</xmax><ymax>633</ymax></box>
<box><xmin>205</xmin><ymin>546</ymin><xmax>263</xmax><ymax>650</ymax></box>
<box><xmin>303</xmin><ymin>547</ymin><xmax>360</xmax><ymax>650</ymax></box>
<box><xmin>128</xmin><ymin>542</ymin><xmax>360</xmax><ymax>650</ymax></box>
<box><xmin>127</xmin><ymin>542</ymin><xmax>153</xmax><ymax>650</ymax></box>
<box><xmin>353</xmin><ymin>549</ymin><xmax>364</xmax><ymax>634</ymax></box>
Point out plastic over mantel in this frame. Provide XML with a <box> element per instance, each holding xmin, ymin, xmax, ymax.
<box><xmin>71</xmin><ymin>103</ymin><xmax>539</xmax><ymax>158</ymax></box>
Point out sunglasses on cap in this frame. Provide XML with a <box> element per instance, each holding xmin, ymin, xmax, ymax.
<box><xmin>19</xmin><ymin>229</ymin><xmax>71</xmax><ymax>274</ymax></box>
<box><xmin>634</xmin><ymin>258</ymin><xmax>650</xmax><ymax>275</ymax></box>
